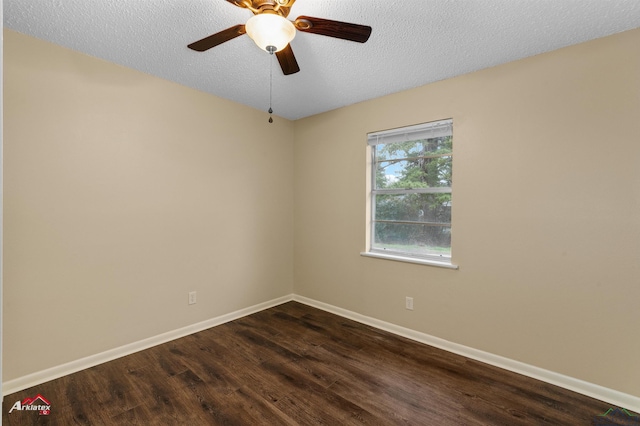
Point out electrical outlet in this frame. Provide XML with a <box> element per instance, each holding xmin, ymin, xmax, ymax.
<box><xmin>188</xmin><ymin>291</ymin><xmax>197</xmax><ymax>305</ymax></box>
<box><xmin>405</xmin><ymin>296</ymin><xmax>414</xmax><ymax>310</ymax></box>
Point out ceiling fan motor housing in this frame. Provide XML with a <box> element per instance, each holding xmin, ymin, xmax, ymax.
<box><xmin>232</xmin><ymin>0</ymin><xmax>294</xmax><ymax>17</ymax></box>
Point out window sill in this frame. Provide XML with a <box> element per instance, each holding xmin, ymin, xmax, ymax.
<box><xmin>360</xmin><ymin>251</ymin><xmax>459</xmax><ymax>270</ymax></box>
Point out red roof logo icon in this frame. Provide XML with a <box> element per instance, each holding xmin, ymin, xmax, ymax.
<box><xmin>21</xmin><ymin>394</ymin><xmax>51</xmax><ymax>407</ymax></box>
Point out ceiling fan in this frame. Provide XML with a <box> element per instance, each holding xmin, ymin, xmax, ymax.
<box><xmin>188</xmin><ymin>0</ymin><xmax>372</xmax><ymax>75</ymax></box>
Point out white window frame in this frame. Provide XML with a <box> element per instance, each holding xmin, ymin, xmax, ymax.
<box><xmin>362</xmin><ymin>119</ymin><xmax>458</xmax><ymax>269</ymax></box>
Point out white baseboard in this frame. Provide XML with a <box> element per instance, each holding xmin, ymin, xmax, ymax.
<box><xmin>293</xmin><ymin>295</ymin><xmax>640</xmax><ymax>413</ymax></box>
<box><xmin>2</xmin><ymin>294</ymin><xmax>294</xmax><ymax>396</ymax></box>
<box><xmin>4</xmin><ymin>293</ymin><xmax>639</xmax><ymax>414</ymax></box>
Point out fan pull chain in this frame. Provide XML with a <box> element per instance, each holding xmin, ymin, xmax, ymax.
<box><xmin>267</xmin><ymin>46</ymin><xmax>275</xmax><ymax>124</ymax></box>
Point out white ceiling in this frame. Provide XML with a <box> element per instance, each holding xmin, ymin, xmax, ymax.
<box><xmin>4</xmin><ymin>1</ymin><xmax>640</xmax><ymax>120</ymax></box>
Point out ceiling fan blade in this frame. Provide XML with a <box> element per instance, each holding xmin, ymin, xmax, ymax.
<box><xmin>294</xmin><ymin>16</ymin><xmax>372</xmax><ymax>43</ymax></box>
<box><xmin>276</xmin><ymin>44</ymin><xmax>300</xmax><ymax>75</ymax></box>
<box><xmin>188</xmin><ymin>25</ymin><xmax>246</xmax><ymax>52</ymax></box>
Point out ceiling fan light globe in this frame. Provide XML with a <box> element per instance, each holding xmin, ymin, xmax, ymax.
<box><xmin>245</xmin><ymin>13</ymin><xmax>296</xmax><ymax>53</ymax></box>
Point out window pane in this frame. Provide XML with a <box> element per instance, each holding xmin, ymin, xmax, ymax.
<box><xmin>375</xmin><ymin>193</ymin><xmax>451</xmax><ymax>223</ymax></box>
<box><xmin>373</xmin><ymin>223</ymin><xmax>451</xmax><ymax>257</ymax></box>
<box><xmin>376</xmin><ymin>156</ymin><xmax>452</xmax><ymax>189</ymax></box>
<box><xmin>374</xmin><ymin>136</ymin><xmax>452</xmax><ymax>161</ymax></box>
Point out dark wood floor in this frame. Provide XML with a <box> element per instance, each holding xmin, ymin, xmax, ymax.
<box><xmin>2</xmin><ymin>302</ymin><xmax>635</xmax><ymax>425</ymax></box>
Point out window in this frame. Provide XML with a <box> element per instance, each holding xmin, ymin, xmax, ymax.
<box><xmin>365</xmin><ymin>119</ymin><xmax>454</xmax><ymax>267</ymax></box>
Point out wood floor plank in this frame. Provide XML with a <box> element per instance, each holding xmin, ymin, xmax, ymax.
<box><xmin>3</xmin><ymin>301</ymin><xmax>636</xmax><ymax>425</ymax></box>
<box><xmin>220</xmin><ymin>386</ymin><xmax>299</xmax><ymax>426</ymax></box>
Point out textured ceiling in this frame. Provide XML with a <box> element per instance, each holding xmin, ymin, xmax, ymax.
<box><xmin>4</xmin><ymin>0</ymin><xmax>640</xmax><ymax>120</ymax></box>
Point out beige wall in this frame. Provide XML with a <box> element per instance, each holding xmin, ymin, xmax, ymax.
<box><xmin>3</xmin><ymin>29</ymin><xmax>294</xmax><ymax>380</ymax></box>
<box><xmin>3</xmin><ymin>26</ymin><xmax>640</xmax><ymax>399</ymax></box>
<box><xmin>294</xmin><ymin>28</ymin><xmax>640</xmax><ymax>397</ymax></box>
